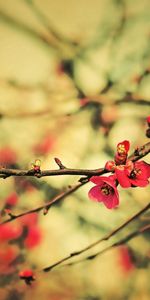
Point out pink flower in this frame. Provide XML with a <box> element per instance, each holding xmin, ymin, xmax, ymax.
<box><xmin>88</xmin><ymin>175</ymin><xmax>119</xmax><ymax>209</ymax></box>
<box><xmin>115</xmin><ymin>161</ymin><xmax>150</xmax><ymax>188</ymax></box>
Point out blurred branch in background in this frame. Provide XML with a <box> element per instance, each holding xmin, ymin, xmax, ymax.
<box><xmin>43</xmin><ymin>202</ymin><xmax>150</xmax><ymax>272</ymax></box>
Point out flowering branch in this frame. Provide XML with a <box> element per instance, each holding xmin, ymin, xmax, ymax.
<box><xmin>42</xmin><ymin>202</ymin><xmax>150</xmax><ymax>272</ymax></box>
<box><xmin>0</xmin><ymin>142</ymin><xmax>150</xmax><ymax>179</ymax></box>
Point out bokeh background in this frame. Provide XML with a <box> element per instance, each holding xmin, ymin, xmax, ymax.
<box><xmin>0</xmin><ymin>0</ymin><xmax>150</xmax><ymax>299</ymax></box>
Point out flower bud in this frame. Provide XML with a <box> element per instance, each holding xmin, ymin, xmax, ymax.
<box><xmin>19</xmin><ymin>269</ymin><xmax>35</xmax><ymax>285</ymax></box>
<box><xmin>105</xmin><ymin>161</ymin><xmax>115</xmax><ymax>171</ymax></box>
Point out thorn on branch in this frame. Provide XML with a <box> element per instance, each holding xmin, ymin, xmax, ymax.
<box><xmin>54</xmin><ymin>157</ymin><xmax>66</xmax><ymax>169</ymax></box>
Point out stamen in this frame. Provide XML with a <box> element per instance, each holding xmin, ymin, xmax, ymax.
<box><xmin>130</xmin><ymin>168</ymin><xmax>141</xmax><ymax>179</ymax></box>
<box><xmin>101</xmin><ymin>184</ymin><xmax>113</xmax><ymax>195</ymax></box>
<box><xmin>117</xmin><ymin>145</ymin><xmax>125</xmax><ymax>154</ymax></box>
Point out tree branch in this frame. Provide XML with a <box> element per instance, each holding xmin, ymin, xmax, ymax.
<box><xmin>42</xmin><ymin>202</ymin><xmax>150</xmax><ymax>272</ymax></box>
<box><xmin>0</xmin><ymin>142</ymin><xmax>150</xmax><ymax>179</ymax></box>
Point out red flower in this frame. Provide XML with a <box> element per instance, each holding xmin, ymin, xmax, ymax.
<box><xmin>0</xmin><ymin>223</ymin><xmax>22</xmax><ymax>241</ymax></box>
<box><xmin>117</xmin><ymin>140</ymin><xmax>130</xmax><ymax>154</ymax></box>
<box><xmin>115</xmin><ymin>140</ymin><xmax>130</xmax><ymax>165</ymax></box>
<box><xmin>0</xmin><ymin>147</ymin><xmax>17</xmax><ymax>165</ymax></box>
<box><xmin>24</xmin><ymin>226</ymin><xmax>42</xmax><ymax>249</ymax></box>
<box><xmin>20</xmin><ymin>213</ymin><xmax>38</xmax><ymax>227</ymax></box>
<box><xmin>118</xmin><ymin>246</ymin><xmax>134</xmax><ymax>274</ymax></box>
<box><xmin>33</xmin><ymin>135</ymin><xmax>55</xmax><ymax>155</ymax></box>
<box><xmin>115</xmin><ymin>161</ymin><xmax>150</xmax><ymax>188</ymax></box>
<box><xmin>88</xmin><ymin>175</ymin><xmax>119</xmax><ymax>209</ymax></box>
<box><xmin>0</xmin><ymin>246</ymin><xmax>18</xmax><ymax>274</ymax></box>
<box><xmin>5</xmin><ymin>192</ymin><xmax>19</xmax><ymax>207</ymax></box>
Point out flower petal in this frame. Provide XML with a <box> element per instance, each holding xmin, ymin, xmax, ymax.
<box><xmin>115</xmin><ymin>167</ymin><xmax>131</xmax><ymax>188</ymax></box>
<box><xmin>103</xmin><ymin>194</ymin><xmax>119</xmax><ymax>209</ymax></box>
<box><xmin>88</xmin><ymin>185</ymin><xmax>103</xmax><ymax>202</ymax></box>
<box><xmin>135</xmin><ymin>161</ymin><xmax>150</xmax><ymax>178</ymax></box>
<box><xmin>90</xmin><ymin>176</ymin><xmax>104</xmax><ymax>185</ymax></box>
<box><xmin>130</xmin><ymin>178</ymin><xmax>149</xmax><ymax>187</ymax></box>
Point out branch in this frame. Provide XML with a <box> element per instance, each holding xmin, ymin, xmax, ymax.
<box><xmin>42</xmin><ymin>202</ymin><xmax>150</xmax><ymax>272</ymax></box>
<box><xmin>0</xmin><ymin>141</ymin><xmax>150</xmax><ymax>179</ymax></box>
<box><xmin>24</xmin><ymin>0</ymin><xmax>78</xmax><ymax>47</ymax></box>
<box><xmin>0</xmin><ymin>10</ymin><xmax>53</xmax><ymax>49</ymax></box>
<box><xmin>64</xmin><ymin>224</ymin><xmax>150</xmax><ymax>268</ymax></box>
<box><xmin>0</xmin><ymin>179</ymin><xmax>88</xmax><ymax>225</ymax></box>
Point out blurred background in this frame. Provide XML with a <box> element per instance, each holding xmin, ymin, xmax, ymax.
<box><xmin>0</xmin><ymin>0</ymin><xmax>150</xmax><ymax>299</ymax></box>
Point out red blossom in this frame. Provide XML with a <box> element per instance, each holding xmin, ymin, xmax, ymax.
<box><xmin>33</xmin><ymin>135</ymin><xmax>55</xmax><ymax>155</ymax></box>
<box><xmin>5</xmin><ymin>192</ymin><xmax>19</xmax><ymax>207</ymax></box>
<box><xmin>88</xmin><ymin>175</ymin><xmax>119</xmax><ymax>209</ymax></box>
<box><xmin>24</xmin><ymin>226</ymin><xmax>42</xmax><ymax>249</ymax></box>
<box><xmin>118</xmin><ymin>246</ymin><xmax>134</xmax><ymax>274</ymax></box>
<box><xmin>0</xmin><ymin>246</ymin><xmax>18</xmax><ymax>274</ymax></box>
<box><xmin>0</xmin><ymin>223</ymin><xmax>22</xmax><ymax>241</ymax></box>
<box><xmin>115</xmin><ymin>140</ymin><xmax>130</xmax><ymax>165</ymax></box>
<box><xmin>0</xmin><ymin>147</ymin><xmax>17</xmax><ymax>165</ymax></box>
<box><xmin>117</xmin><ymin>140</ymin><xmax>130</xmax><ymax>154</ymax></box>
<box><xmin>115</xmin><ymin>161</ymin><xmax>150</xmax><ymax>188</ymax></box>
<box><xmin>20</xmin><ymin>213</ymin><xmax>38</xmax><ymax>227</ymax></box>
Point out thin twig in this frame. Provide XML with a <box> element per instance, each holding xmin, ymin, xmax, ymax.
<box><xmin>24</xmin><ymin>0</ymin><xmax>78</xmax><ymax>47</ymax></box>
<box><xmin>42</xmin><ymin>202</ymin><xmax>150</xmax><ymax>272</ymax></box>
<box><xmin>0</xmin><ymin>179</ymin><xmax>88</xmax><ymax>225</ymax></box>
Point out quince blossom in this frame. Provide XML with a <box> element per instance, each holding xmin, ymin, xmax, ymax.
<box><xmin>88</xmin><ymin>175</ymin><xmax>119</xmax><ymax>209</ymax></box>
<box><xmin>115</xmin><ymin>161</ymin><xmax>150</xmax><ymax>188</ymax></box>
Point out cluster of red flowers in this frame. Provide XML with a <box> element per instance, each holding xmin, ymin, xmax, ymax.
<box><xmin>88</xmin><ymin>139</ymin><xmax>150</xmax><ymax>209</ymax></box>
<box><xmin>0</xmin><ymin>207</ymin><xmax>42</xmax><ymax>277</ymax></box>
